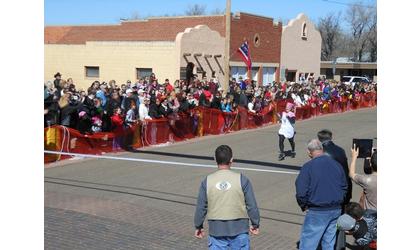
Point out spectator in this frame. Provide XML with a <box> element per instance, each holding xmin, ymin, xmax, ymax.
<box><xmin>95</xmin><ymin>83</ymin><xmax>107</xmax><ymax>109</ymax></box>
<box><xmin>137</xmin><ymin>89</ymin><xmax>146</xmax><ymax>105</ymax></box>
<box><xmin>160</xmin><ymin>98</ymin><xmax>173</xmax><ymax>117</ymax></box>
<box><xmin>221</xmin><ymin>97</ymin><xmax>232</xmax><ymax>112</ymax></box>
<box><xmin>53</xmin><ymin>72</ymin><xmax>62</xmax><ymax>95</ymax></box>
<box><xmin>349</xmin><ymin>147</ymin><xmax>377</xmax><ymax>210</ymax></box>
<box><xmin>248</xmin><ymin>96</ymin><xmax>257</xmax><ymax>113</ymax></box>
<box><xmin>238</xmin><ymin>90</ymin><xmax>248</xmax><ymax>108</ymax></box>
<box><xmin>108</xmin><ymin>91</ymin><xmax>122</xmax><ymax>115</ymax></box>
<box><xmin>317</xmin><ymin>129</ymin><xmax>352</xmax><ymax>250</ymax></box>
<box><xmin>111</xmin><ymin>107</ymin><xmax>125</xmax><ymax>133</ymax></box>
<box><xmin>317</xmin><ymin>129</ymin><xmax>352</xmax><ymax>205</ymax></box>
<box><xmin>167</xmin><ymin>93</ymin><xmax>180</xmax><ymax>113</ymax></box>
<box><xmin>58</xmin><ymin>92</ymin><xmax>81</xmax><ymax>127</ymax></box>
<box><xmin>277</xmin><ymin>102</ymin><xmax>296</xmax><ymax>160</ymax></box>
<box><xmin>177</xmin><ymin>92</ymin><xmax>190</xmax><ymax>113</ymax></box>
<box><xmin>87</xmin><ymin>81</ymin><xmax>100</xmax><ymax>95</ymax></box>
<box><xmin>148</xmin><ymin>97</ymin><xmax>162</xmax><ymax>119</ymax></box>
<box><xmin>125</xmin><ymin>104</ymin><xmax>137</xmax><ymax>126</ymax></box>
<box><xmin>186</xmin><ymin>92</ymin><xmax>198</xmax><ymax>108</ymax></box>
<box><xmin>210</xmin><ymin>91</ymin><xmax>222</xmax><ymax>110</ymax></box>
<box><xmin>91</xmin><ymin>116</ymin><xmax>102</xmax><ymax>133</ymax></box>
<box><xmin>77</xmin><ymin>111</ymin><xmax>92</xmax><ymax>134</ymax></box>
<box><xmin>121</xmin><ymin>89</ymin><xmax>136</xmax><ymax>114</ymax></box>
<box><xmin>139</xmin><ymin>97</ymin><xmax>152</xmax><ymax>121</ymax></box>
<box><xmin>194</xmin><ymin>145</ymin><xmax>260</xmax><ymax>249</ymax></box>
<box><xmin>337</xmin><ymin>202</ymin><xmax>377</xmax><ymax>248</ymax></box>
<box><xmin>295</xmin><ymin>139</ymin><xmax>347</xmax><ymax>250</ymax></box>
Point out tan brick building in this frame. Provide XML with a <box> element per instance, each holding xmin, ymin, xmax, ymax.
<box><xmin>280</xmin><ymin>13</ymin><xmax>322</xmax><ymax>82</ymax></box>
<box><xmin>45</xmin><ymin>12</ymin><xmax>287</xmax><ymax>89</ymax></box>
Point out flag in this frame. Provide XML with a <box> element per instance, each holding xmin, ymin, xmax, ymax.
<box><xmin>237</xmin><ymin>41</ymin><xmax>252</xmax><ymax>70</ymax></box>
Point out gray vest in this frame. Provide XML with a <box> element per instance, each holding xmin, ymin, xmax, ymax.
<box><xmin>206</xmin><ymin>169</ymin><xmax>247</xmax><ymax>220</ymax></box>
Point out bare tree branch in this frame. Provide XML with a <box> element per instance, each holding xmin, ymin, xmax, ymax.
<box><xmin>185</xmin><ymin>4</ymin><xmax>206</xmax><ymax>16</ymax></box>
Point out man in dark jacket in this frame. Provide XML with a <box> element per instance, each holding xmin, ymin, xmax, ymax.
<box><xmin>53</xmin><ymin>72</ymin><xmax>62</xmax><ymax>96</ymax></box>
<box><xmin>317</xmin><ymin>129</ymin><xmax>352</xmax><ymax>250</ymax></box>
<box><xmin>317</xmin><ymin>129</ymin><xmax>352</xmax><ymax>204</ymax></box>
<box><xmin>296</xmin><ymin>139</ymin><xmax>347</xmax><ymax>250</ymax></box>
<box><xmin>148</xmin><ymin>98</ymin><xmax>163</xmax><ymax>119</ymax></box>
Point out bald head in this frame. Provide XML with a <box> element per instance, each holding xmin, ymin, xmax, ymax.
<box><xmin>307</xmin><ymin>139</ymin><xmax>324</xmax><ymax>158</ymax></box>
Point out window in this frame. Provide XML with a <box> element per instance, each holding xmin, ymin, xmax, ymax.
<box><xmin>180</xmin><ymin>67</ymin><xmax>187</xmax><ymax>79</ymax></box>
<box><xmin>253</xmin><ymin>33</ymin><xmax>261</xmax><ymax>47</ymax></box>
<box><xmin>85</xmin><ymin>66</ymin><xmax>99</xmax><ymax>78</ymax></box>
<box><xmin>230</xmin><ymin>66</ymin><xmax>247</xmax><ymax>81</ymax></box>
<box><xmin>302</xmin><ymin>22</ymin><xmax>307</xmax><ymax>40</ymax></box>
<box><xmin>286</xmin><ymin>70</ymin><xmax>297</xmax><ymax>82</ymax></box>
<box><xmin>262</xmin><ymin>67</ymin><xmax>276</xmax><ymax>86</ymax></box>
<box><xmin>251</xmin><ymin>67</ymin><xmax>259</xmax><ymax>82</ymax></box>
<box><xmin>136</xmin><ymin>68</ymin><xmax>153</xmax><ymax>80</ymax></box>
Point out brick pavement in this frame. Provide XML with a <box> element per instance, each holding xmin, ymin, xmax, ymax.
<box><xmin>45</xmin><ymin>190</ymin><xmax>298</xmax><ymax>249</ymax></box>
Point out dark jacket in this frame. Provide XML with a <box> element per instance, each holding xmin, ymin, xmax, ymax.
<box><xmin>77</xmin><ymin>116</ymin><xmax>92</xmax><ymax>134</ymax></box>
<box><xmin>121</xmin><ymin>96</ymin><xmax>136</xmax><ymax>114</ymax></box>
<box><xmin>158</xmin><ymin>104</ymin><xmax>172</xmax><ymax>117</ymax></box>
<box><xmin>198</xmin><ymin>93</ymin><xmax>211</xmax><ymax>107</ymax></box>
<box><xmin>238</xmin><ymin>93</ymin><xmax>248</xmax><ymax>107</ymax></box>
<box><xmin>295</xmin><ymin>155</ymin><xmax>348</xmax><ymax>211</ymax></box>
<box><xmin>148</xmin><ymin>103</ymin><xmax>162</xmax><ymax>119</ymax></box>
<box><xmin>210</xmin><ymin>97</ymin><xmax>222</xmax><ymax>110</ymax></box>
<box><xmin>322</xmin><ymin>140</ymin><xmax>352</xmax><ymax>204</ymax></box>
<box><xmin>178</xmin><ymin>98</ymin><xmax>190</xmax><ymax>113</ymax></box>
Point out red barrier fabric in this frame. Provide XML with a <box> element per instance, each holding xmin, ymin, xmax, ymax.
<box><xmin>45</xmin><ymin>93</ymin><xmax>377</xmax><ymax>163</ymax></box>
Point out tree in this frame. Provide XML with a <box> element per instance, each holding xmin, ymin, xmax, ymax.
<box><xmin>185</xmin><ymin>4</ymin><xmax>206</xmax><ymax>16</ymax></box>
<box><xmin>318</xmin><ymin>13</ymin><xmax>342</xmax><ymax>61</ymax></box>
<box><xmin>366</xmin><ymin>12</ymin><xmax>377</xmax><ymax>62</ymax></box>
<box><xmin>345</xmin><ymin>2</ymin><xmax>376</xmax><ymax>61</ymax></box>
<box><xmin>211</xmin><ymin>8</ymin><xmax>224</xmax><ymax>15</ymax></box>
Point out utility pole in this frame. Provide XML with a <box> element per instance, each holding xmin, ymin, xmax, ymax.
<box><xmin>223</xmin><ymin>0</ymin><xmax>231</xmax><ymax>92</ymax></box>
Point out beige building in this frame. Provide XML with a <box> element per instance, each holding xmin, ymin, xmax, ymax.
<box><xmin>280</xmin><ymin>13</ymin><xmax>322</xmax><ymax>82</ymax></box>
<box><xmin>320</xmin><ymin>61</ymin><xmax>377</xmax><ymax>82</ymax></box>
<box><xmin>45</xmin><ymin>24</ymin><xmax>224</xmax><ymax>90</ymax></box>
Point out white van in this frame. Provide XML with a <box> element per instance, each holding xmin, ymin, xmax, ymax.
<box><xmin>341</xmin><ymin>76</ymin><xmax>371</xmax><ymax>87</ymax></box>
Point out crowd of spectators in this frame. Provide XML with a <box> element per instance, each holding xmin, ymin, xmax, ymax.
<box><xmin>44</xmin><ymin>72</ymin><xmax>377</xmax><ymax>134</ymax></box>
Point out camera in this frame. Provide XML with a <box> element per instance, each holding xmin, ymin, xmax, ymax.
<box><xmin>352</xmin><ymin>139</ymin><xmax>373</xmax><ymax>158</ymax></box>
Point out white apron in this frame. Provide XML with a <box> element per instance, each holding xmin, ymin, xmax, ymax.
<box><xmin>278</xmin><ymin>112</ymin><xmax>295</xmax><ymax>138</ymax></box>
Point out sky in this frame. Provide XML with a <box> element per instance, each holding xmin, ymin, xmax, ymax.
<box><xmin>44</xmin><ymin>0</ymin><xmax>376</xmax><ymax>27</ymax></box>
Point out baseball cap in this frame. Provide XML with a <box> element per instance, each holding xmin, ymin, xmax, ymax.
<box><xmin>337</xmin><ymin>214</ymin><xmax>356</xmax><ymax>231</ymax></box>
<box><xmin>126</xmin><ymin>89</ymin><xmax>133</xmax><ymax>94</ymax></box>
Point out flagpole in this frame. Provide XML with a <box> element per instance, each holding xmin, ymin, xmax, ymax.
<box><xmin>223</xmin><ymin>0</ymin><xmax>231</xmax><ymax>93</ymax></box>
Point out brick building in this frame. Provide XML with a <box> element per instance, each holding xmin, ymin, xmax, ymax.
<box><xmin>44</xmin><ymin>12</ymin><xmax>283</xmax><ymax>89</ymax></box>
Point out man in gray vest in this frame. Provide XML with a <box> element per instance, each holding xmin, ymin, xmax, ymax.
<box><xmin>194</xmin><ymin>145</ymin><xmax>260</xmax><ymax>249</ymax></box>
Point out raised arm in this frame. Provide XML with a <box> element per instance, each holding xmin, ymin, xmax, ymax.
<box><xmin>349</xmin><ymin>144</ymin><xmax>359</xmax><ymax>179</ymax></box>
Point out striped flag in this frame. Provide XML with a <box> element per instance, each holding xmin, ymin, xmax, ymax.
<box><xmin>237</xmin><ymin>41</ymin><xmax>252</xmax><ymax>70</ymax></box>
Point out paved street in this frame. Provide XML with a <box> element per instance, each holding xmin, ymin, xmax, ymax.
<box><xmin>45</xmin><ymin>107</ymin><xmax>376</xmax><ymax>250</ymax></box>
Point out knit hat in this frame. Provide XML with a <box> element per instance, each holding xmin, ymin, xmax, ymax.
<box><xmin>286</xmin><ymin>102</ymin><xmax>295</xmax><ymax>111</ymax></box>
<box><xmin>337</xmin><ymin>214</ymin><xmax>356</xmax><ymax>231</ymax></box>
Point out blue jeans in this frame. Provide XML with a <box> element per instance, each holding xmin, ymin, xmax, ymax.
<box><xmin>208</xmin><ymin>233</ymin><xmax>250</xmax><ymax>250</ymax></box>
<box><xmin>299</xmin><ymin>209</ymin><xmax>341</xmax><ymax>250</ymax></box>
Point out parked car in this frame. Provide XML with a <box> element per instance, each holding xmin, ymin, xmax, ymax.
<box><xmin>341</xmin><ymin>76</ymin><xmax>371</xmax><ymax>87</ymax></box>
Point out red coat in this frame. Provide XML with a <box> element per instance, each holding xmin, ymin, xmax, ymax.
<box><xmin>111</xmin><ymin>114</ymin><xmax>125</xmax><ymax>135</ymax></box>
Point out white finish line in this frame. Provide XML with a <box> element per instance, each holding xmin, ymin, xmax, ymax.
<box><xmin>44</xmin><ymin>150</ymin><xmax>299</xmax><ymax>175</ymax></box>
